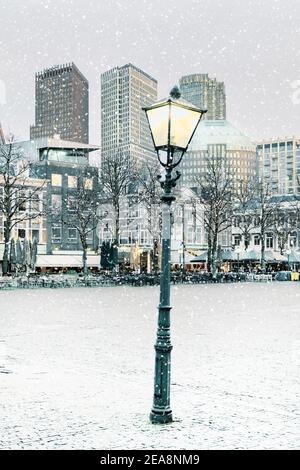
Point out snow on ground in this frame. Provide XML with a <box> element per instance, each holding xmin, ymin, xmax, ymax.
<box><xmin>0</xmin><ymin>283</ymin><xmax>299</xmax><ymax>450</ymax></box>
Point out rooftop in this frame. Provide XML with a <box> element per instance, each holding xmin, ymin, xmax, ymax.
<box><xmin>101</xmin><ymin>63</ymin><xmax>157</xmax><ymax>84</ymax></box>
<box><xmin>18</xmin><ymin>136</ymin><xmax>99</xmax><ymax>153</ymax></box>
<box><xmin>257</xmin><ymin>137</ymin><xmax>300</xmax><ymax>145</ymax></box>
<box><xmin>189</xmin><ymin>120</ymin><xmax>255</xmax><ymax>152</ymax></box>
<box><xmin>37</xmin><ymin>137</ymin><xmax>99</xmax><ymax>152</ymax></box>
<box><xmin>36</xmin><ymin>62</ymin><xmax>88</xmax><ymax>84</ymax></box>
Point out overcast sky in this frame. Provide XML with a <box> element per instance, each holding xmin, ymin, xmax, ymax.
<box><xmin>1</xmin><ymin>0</ymin><xmax>300</xmax><ymax>144</ymax></box>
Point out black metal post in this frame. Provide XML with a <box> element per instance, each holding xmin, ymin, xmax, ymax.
<box><xmin>150</xmin><ymin>165</ymin><xmax>178</xmax><ymax>424</ymax></box>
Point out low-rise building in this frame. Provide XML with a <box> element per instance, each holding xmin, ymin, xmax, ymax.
<box><xmin>98</xmin><ymin>187</ymin><xmax>208</xmax><ymax>270</ymax></box>
<box><xmin>232</xmin><ymin>195</ymin><xmax>300</xmax><ymax>252</ymax></box>
<box><xmin>1</xmin><ymin>136</ymin><xmax>101</xmax><ymax>271</ymax></box>
<box><xmin>0</xmin><ymin>175</ymin><xmax>48</xmax><ymax>263</ymax></box>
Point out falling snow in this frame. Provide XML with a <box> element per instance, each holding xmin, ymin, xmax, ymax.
<box><xmin>1</xmin><ymin>0</ymin><xmax>300</xmax><ymax>141</ymax></box>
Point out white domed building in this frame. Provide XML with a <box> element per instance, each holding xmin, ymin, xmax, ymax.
<box><xmin>180</xmin><ymin>120</ymin><xmax>257</xmax><ymax>188</ymax></box>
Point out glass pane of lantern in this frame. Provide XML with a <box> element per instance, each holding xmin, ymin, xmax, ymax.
<box><xmin>170</xmin><ymin>105</ymin><xmax>201</xmax><ymax>149</ymax></box>
<box><xmin>146</xmin><ymin>105</ymin><xmax>169</xmax><ymax>148</ymax></box>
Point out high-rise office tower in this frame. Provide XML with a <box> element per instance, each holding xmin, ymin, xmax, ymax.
<box><xmin>30</xmin><ymin>63</ymin><xmax>89</xmax><ymax>143</ymax></box>
<box><xmin>179</xmin><ymin>73</ymin><xmax>226</xmax><ymax>120</ymax></box>
<box><xmin>101</xmin><ymin>63</ymin><xmax>157</xmax><ymax>166</ymax></box>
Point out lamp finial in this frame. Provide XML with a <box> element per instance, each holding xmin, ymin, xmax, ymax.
<box><xmin>170</xmin><ymin>85</ymin><xmax>181</xmax><ymax>99</ymax></box>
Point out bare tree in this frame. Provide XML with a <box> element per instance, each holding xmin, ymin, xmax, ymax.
<box><xmin>55</xmin><ymin>168</ymin><xmax>106</xmax><ymax>276</ymax></box>
<box><xmin>137</xmin><ymin>161</ymin><xmax>162</xmax><ymax>273</ymax></box>
<box><xmin>270</xmin><ymin>197</ymin><xmax>300</xmax><ymax>254</ymax></box>
<box><xmin>272</xmin><ymin>207</ymin><xmax>293</xmax><ymax>254</ymax></box>
<box><xmin>293</xmin><ymin>200</ymin><xmax>300</xmax><ymax>248</ymax></box>
<box><xmin>100</xmin><ymin>149</ymin><xmax>136</xmax><ymax>249</ymax></box>
<box><xmin>234</xmin><ymin>178</ymin><xmax>257</xmax><ymax>249</ymax></box>
<box><xmin>194</xmin><ymin>156</ymin><xmax>234</xmax><ymax>279</ymax></box>
<box><xmin>253</xmin><ymin>181</ymin><xmax>280</xmax><ymax>271</ymax></box>
<box><xmin>0</xmin><ymin>138</ymin><xmax>46</xmax><ymax>275</ymax></box>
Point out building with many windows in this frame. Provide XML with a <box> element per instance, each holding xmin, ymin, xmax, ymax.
<box><xmin>30</xmin><ymin>63</ymin><xmax>89</xmax><ymax>144</ymax></box>
<box><xmin>179</xmin><ymin>73</ymin><xmax>226</xmax><ymax>120</ymax></box>
<box><xmin>100</xmin><ymin>63</ymin><xmax>157</xmax><ymax>167</ymax></box>
<box><xmin>98</xmin><ymin>187</ymin><xmax>208</xmax><ymax>270</ymax></box>
<box><xmin>257</xmin><ymin>137</ymin><xmax>300</xmax><ymax>195</ymax></box>
<box><xmin>232</xmin><ymin>195</ymin><xmax>300</xmax><ymax>253</ymax></box>
<box><xmin>0</xmin><ymin>174</ymin><xmax>48</xmax><ymax>271</ymax></box>
<box><xmin>180</xmin><ymin>120</ymin><xmax>257</xmax><ymax>189</ymax></box>
<box><xmin>14</xmin><ymin>136</ymin><xmax>100</xmax><ymax>257</ymax></box>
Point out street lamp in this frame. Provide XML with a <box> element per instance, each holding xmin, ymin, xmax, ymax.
<box><xmin>235</xmin><ymin>246</ymin><xmax>242</xmax><ymax>272</ymax></box>
<box><xmin>143</xmin><ymin>86</ymin><xmax>206</xmax><ymax>424</ymax></box>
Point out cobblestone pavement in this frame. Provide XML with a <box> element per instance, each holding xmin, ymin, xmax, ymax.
<box><xmin>0</xmin><ymin>283</ymin><xmax>299</xmax><ymax>449</ymax></box>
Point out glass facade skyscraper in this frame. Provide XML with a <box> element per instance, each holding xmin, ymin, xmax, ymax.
<box><xmin>179</xmin><ymin>73</ymin><xmax>226</xmax><ymax>120</ymax></box>
<box><xmin>101</xmin><ymin>63</ymin><xmax>157</xmax><ymax>166</ymax></box>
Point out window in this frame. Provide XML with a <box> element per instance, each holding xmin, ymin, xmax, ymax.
<box><xmin>51</xmin><ymin>224</ymin><xmax>61</xmax><ymax>243</ymax></box>
<box><xmin>266</xmin><ymin>233</ymin><xmax>273</xmax><ymax>249</ymax></box>
<box><xmin>51</xmin><ymin>194</ymin><xmax>62</xmax><ymax>213</ymax></box>
<box><xmin>68</xmin><ymin>228</ymin><xmax>77</xmax><ymax>243</ymax></box>
<box><xmin>84</xmin><ymin>178</ymin><xmax>93</xmax><ymax>190</ymax></box>
<box><xmin>18</xmin><ymin>229</ymin><xmax>26</xmax><ymax>239</ymax></box>
<box><xmin>195</xmin><ymin>227</ymin><xmax>201</xmax><ymax>244</ymax></box>
<box><xmin>254</xmin><ymin>235</ymin><xmax>260</xmax><ymax>246</ymax></box>
<box><xmin>185</xmin><ymin>227</ymin><xmax>193</xmax><ymax>244</ymax></box>
<box><xmin>129</xmin><ymin>208</ymin><xmax>138</xmax><ymax>218</ymax></box>
<box><xmin>32</xmin><ymin>229</ymin><xmax>40</xmax><ymax>243</ymax></box>
<box><xmin>31</xmin><ymin>193</ymin><xmax>40</xmax><ymax>212</ymax></box>
<box><xmin>290</xmin><ymin>232</ymin><xmax>297</xmax><ymax>248</ymax></box>
<box><xmin>120</xmin><ymin>233</ymin><xmax>128</xmax><ymax>244</ymax></box>
<box><xmin>68</xmin><ymin>175</ymin><xmax>77</xmax><ymax>188</ymax></box>
<box><xmin>68</xmin><ymin>196</ymin><xmax>76</xmax><ymax>212</ymax></box>
<box><xmin>140</xmin><ymin>229</ymin><xmax>148</xmax><ymax>245</ymax></box>
<box><xmin>51</xmin><ymin>174</ymin><xmax>62</xmax><ymax>187</ymax></box>
<box><xmin>18</xmin><ymin>191</ymin><xmax>27</xmax><ymax>212</ymax></box>
<box><xmin>233</xmin><ymin>235</ymin><xmax>241</xmax><ymax>246</ymax></box>
<box><xmin>253</xmin><ymin>217</ymin><xmax>260</xmax><ymax>227</ymax></box>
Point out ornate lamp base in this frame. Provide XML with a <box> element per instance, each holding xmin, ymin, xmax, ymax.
<box><xmin>150</xmin><ymin>409</ymin><xmax>173</xmax><ymax>424</ymax></box>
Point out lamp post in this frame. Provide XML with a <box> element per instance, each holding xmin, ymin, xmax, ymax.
<box><xmin>235</xmin><ymin>246</ymin><xmax>242</xmax><ymax>272</ymax></box>
<box><xmin>143</xmin><ymin>86</ymin><xmax>206</xmax><ymax>424</ymax></box>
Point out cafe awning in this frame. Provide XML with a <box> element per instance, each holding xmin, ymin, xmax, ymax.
<box><xmin>36</xmin><ymin>254</ymin><xmax>100</xmax><ymax>268</ymax></box>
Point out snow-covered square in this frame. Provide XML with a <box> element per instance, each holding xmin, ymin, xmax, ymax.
<box><xmin>0</xmin><ymin>283</ymin><xmax>299</xmax><ymax>450</ymax></box>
